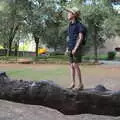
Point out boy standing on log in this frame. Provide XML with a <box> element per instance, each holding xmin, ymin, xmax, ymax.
<box><xmin>65</xmin><ymin>7</ymin><xmax>86</xmax><ymax>90</ymax></box>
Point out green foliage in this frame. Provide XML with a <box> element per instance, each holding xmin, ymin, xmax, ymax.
<box><xmin>0</xmin><ymin>0</ymin><xmax>28</xmax><ymax>56</ymax></box>
<box><xmin>107</xmin><ymin>51</ymin><xmax>116</xmax><ymax>60</ymax></box>
<box><xmin>50</xmin><ymin>52</ymin><xmax>64</xmax><ymax>56</ymax></box>
<box><xmin>101</xmin><ymin>15</ymin><xmax>120</xmax><ymax>39</ymax></box>
<box><xmin>0</xmin><ymin>0</ymin><xmax>120</xmax><ymax>60</ymax></box>
<box><xmin>40</xmin><ymin>1</ymin><xmax>67</xmax><ymax>51</ymax></box>
<box><xmin>83</xmin><ymin>54</ymin><xmax>108</xmax><ymax>61</ymax></box>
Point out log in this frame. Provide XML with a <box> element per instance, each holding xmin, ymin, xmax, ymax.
<box><xmin>17</xmin><ymin>58</ymin><xmax>33</xmax><ymax>64</ymax></box>
<box><xmin>0</xmin><ymin>72</ymin><xmax>120</xmax><ymax>116</ymax></box>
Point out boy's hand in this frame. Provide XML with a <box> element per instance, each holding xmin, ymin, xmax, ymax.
<box><xmin>72</xmin><ymin>49</ymin><xmax>76</xmax><ymax>55</ymax></box>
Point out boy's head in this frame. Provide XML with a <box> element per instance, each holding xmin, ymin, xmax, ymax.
<box><xmin>65</xmin><ymin>7</ymin><xmax>80</xmax><ymax>21</ymax></box>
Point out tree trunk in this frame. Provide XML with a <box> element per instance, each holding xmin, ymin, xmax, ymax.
<box><xmin>0</xmin><ymin>72</ymin><xmax>120</xmax><ymax>116</ymax></box>
<box><xmin>14</xmin><ymin>42</ymin><xmax>18</xmax><ymax>56</ymax></box>
<box><xmin>8</xmin><ymin>40</ymin><xmax>12</xmax><ymax>56</ymax></box>
<box><xmin>33</xmin><ymin>34</ymin><xmax>39</xmax><ymax>57</ymax></box>
<box><xmin>35</xmin><ymin>41</ymin><xmax>39</xmax><ymax>57</ymax></box>
<box><xmin>8</xmin><ymin>25</ymin><xmax>19</xmax><ymax>56</ymax></box>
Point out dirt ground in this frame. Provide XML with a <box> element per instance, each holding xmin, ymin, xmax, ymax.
<box><xmin>0</xmin><ymin>100</ymin><xmax>119</xmax><ymax>120</ymax></box>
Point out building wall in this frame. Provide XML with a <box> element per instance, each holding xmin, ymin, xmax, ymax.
<box><xmin>99</xmin><ymin>36</ymin><xmax>120</xmax><ymax>54</ymax></box>
<box><xmin>86</xmin><ymin>36</ymin><xmax>120</xmax><ymax>56</ymax></box>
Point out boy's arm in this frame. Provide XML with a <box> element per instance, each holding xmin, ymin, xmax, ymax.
<box><xmin>72</xmin><ymin>33</ymin><xmax>83</xmax><ymax>55</ymax></box>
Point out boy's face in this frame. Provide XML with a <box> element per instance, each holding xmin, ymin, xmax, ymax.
<box><xmin>67</xmin><ymin>12</ymin><xmax>75</xmax><ymax>21</ymax></box>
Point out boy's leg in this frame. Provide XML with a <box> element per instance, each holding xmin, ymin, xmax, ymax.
<box><xmin>73</xmin><ymin>63</ymin><xmax>84</xmax><ymax>89</ymax></box>
<box><xmin>68</xmin><ymin>51</ymin><xmax>76</xmax><ymax>88</ymax></box>
<box><xmin>72</xmin><ymin>47</ymin><xmax>84</xmax><ymax>89</ymax></box>
<box><xmin>69</xmin><ymin>63</ymin><xmax>76</xmax><ymax>88</ymax></box>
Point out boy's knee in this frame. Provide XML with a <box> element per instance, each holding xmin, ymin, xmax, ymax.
<box><xmin>73</xmin><ymin>63</ymin><xmax>77</xmax><ymax>68</ymax></box>
<box><xmin>70</xmin><ymin>63</ymin><xmax>79</xmax><ymax>69</ymax></box>
<box><xmin>70</xmin><ymin>63</ymin><xmax>74</xmax><ymax>68</ymax></box>
<box><xmin>73</xmin><ymin>63</ymin><xmax>79</xmax><ymax>68</ymax></box>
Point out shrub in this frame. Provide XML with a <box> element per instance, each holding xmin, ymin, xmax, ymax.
<box><xmin>98</xmin><ymin>55</ymin><xmax>107</xmax><ymax>60</ymax></box>
<box><xmin>82</xmin><ymin>56</ymin><xmax>90</xmax><ymax>61</ymax></box>
<box><xmin>107</xmin><ymin>51</ymin><xmax>116</xmax><ymax>60</ymax></box>
<box><xmin>50</xmin><ymin>52</ymin><xmax>64</xmax><ymax>56</ymax></box>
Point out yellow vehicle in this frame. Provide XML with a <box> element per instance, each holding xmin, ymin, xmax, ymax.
<box><xmin>38</xmin><ymin>48</ymin><xmax>47</xmax><ymax>54</ymax></box>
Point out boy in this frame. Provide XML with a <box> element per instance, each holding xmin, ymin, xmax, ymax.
<box><xmin>65</xmin><ymin>7</ymin><xmax>86</xmax><ymax>90</ymax></box>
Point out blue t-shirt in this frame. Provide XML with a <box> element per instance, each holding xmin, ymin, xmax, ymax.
<box><xmin>67</xmin><ymin>20</ymin><xmax>85</xmax><ymax>50</ymax></box>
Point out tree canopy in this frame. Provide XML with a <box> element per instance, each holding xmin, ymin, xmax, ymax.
<box><xmin>0</xmin><ymin>0</ymin><xmax>120</xmax><ymax>59</ymax></box>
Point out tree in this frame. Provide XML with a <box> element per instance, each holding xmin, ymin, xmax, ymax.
<box><xmin>24</xmin><ymin>0</ymin><xmax>48</xmax><ymax>57</ymax></box>
<box><xmin>24</xmin><ymin>0</ymin><xmax>67</xmax><ymax>55</ymax></box>
<box><xmin>0</xmin><ymin>0</ymin><xmax>27</xmax><ymax>56</ymax></box>
<box><xmin>43</xmin><ymin>10</ymin><xmax>67</xmax><ymax>52</ymax></box>
<box><xmin>0</xmin><ymin>0</ymin><xmax>68</xmax><ymax>56</ymax></box>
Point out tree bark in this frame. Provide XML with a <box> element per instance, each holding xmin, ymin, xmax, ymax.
<box><xmin>8</xmin><ymin>25</ymin><xmax>19</xmax><ymax>56</ymax></box>
<box><xmin>35</xmin><ymin>41</ymin><xmax>39</xmax><ymax>57</ymax></box>
<box><xmin>33</xmin><ymin>34</ymin><xmax>39</xmax><ymax>57</ymax></box>
<box><xmin>8</xmin><ymin>40</ymin><xmax>12</xmax><ymax>56</ymax></box>
<box><xmin>14</xmin><ymin>42</ymin><xmax>19</xmax><ymax>56</ymax></box>
<box><xmin>0</xmin><ymin>72</ymin><xmax>120</xmax><ymax>116</ymax></box>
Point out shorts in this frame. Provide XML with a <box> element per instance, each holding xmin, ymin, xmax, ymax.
<box><xmin>68</xmin><ymin>47</ymin><xmax>83</xmax><ymax>63</ymax></box>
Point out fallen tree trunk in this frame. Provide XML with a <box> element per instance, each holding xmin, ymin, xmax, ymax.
<box><xmin>0</xmin><ymin>72</ymin><xmax>120</xmax><ymax>116</ymax></box>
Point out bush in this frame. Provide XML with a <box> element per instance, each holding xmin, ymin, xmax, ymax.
<box><xmin>82</xmin><ymin>56</ymin><xmax>91</xmax><ymax>61</ymax></box>
<box><xmin>107</xmin><ymin>51</ymin><xmax>116</xmax><ymax>60</ymax></box>
<box><xmin>50</xmin><ymin>52</ymin><xmax>64</xmax><ymax>56</ymax></box>
<box><xmin>33</xmin><ymin>55</ymin><xmax>48</xmax><ymax>61</ymax></box>
<box><xmin>98</xmin><ymin>55</ymin><xmax>107</xmax><ymax>60</ymax></box>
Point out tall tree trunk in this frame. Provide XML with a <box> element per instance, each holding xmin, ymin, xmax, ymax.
<box><xmin>35</xmin><ymin>41</ymin><xmax>39</xmax><ymax>57</ymax></box>
<box><xmin>14</xmin><ymin>42</ymin><xmax>18</xmax><ymax>56</ymax></box>
<box><xmin>8</xmin><ymin>40</ymin><xmax>12</xmax><ymax>56</ymax></box>
<box><xmin>93</xmin><ymin>27</ymin><xmax>98</xmax><ymax>63</ymax></box>
<box><xmin>8</xmin><ymin>25</ymin><xmax>19</xmax><ymax>56</ymax></box>
<box><xmin>33</xmin><ymin>34</ymin><xmax>39</xmax><ymax>57</ymax></box>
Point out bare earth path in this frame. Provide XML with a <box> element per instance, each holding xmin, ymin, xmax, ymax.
<box><xmin>0</xmin><ymin>63</ymin><xmax>120</xmax><ymax>120</ymax></box>
<box><xmin>0</xmin><ymin>100</ymin><xmax>119</xmax><ymax>120</ymax></box>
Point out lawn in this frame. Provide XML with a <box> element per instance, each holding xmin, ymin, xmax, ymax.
<box><xmin>1</xmin><ymin>64</ymin><xmax>70</xmax><ymax>87</ymax></box>
<box><xmin>0</xmin><ymin>54</ymin><xmax>109</xmax><ymax>64</ymax></box>
<box><xmin>1</xmin><ymin>63</ymin><xmax>120</xmax><ymax>90</ymax></box>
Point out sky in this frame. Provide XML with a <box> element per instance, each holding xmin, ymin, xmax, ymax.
<box><xmin>113</xmin><ymin>4</ymin><xmax>120</xmax><ymax>10</ymax></box>
<box><xmin>85</xmin><ymin>0</ymin><xmax>120</xmax><ymax>12</ymax></box>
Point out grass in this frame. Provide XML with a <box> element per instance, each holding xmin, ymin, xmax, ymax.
<box><xmin>33</xmin><ymin>55</ymin><xmax>68</xmax><ymax>64</ymax></box>
<box><xmin>82</xmin><ymin>54</ymin><xmax>108</xmax><ymax>60</ymax></box>
<box><xmin>1</xmin><ymin>64</ymin><xmax>70</xmax><ymax>87</ymax></box>
<box><xmin>1</xmin><ymin>63</ymin><xmax>103</xmax><ymax>88</ymax></box>
<box><xmin>0</xmin><ymin>55</ymin><xmax>68</xmax><ymax>64</ymax></box>
<box><xmin>0</xmin><ymin>53</ymin><xmax>118</xmax><ymax>65</ymax></box>
<box><xmin>6</xmin><ymin>65</ymin><xmax>69</xmax><ymax>82</ymax></box>
<box><xmin>1</xmin><ymin>63</ymin><xmax>120</xmax><ymax>89</ymax></box>
<box><xmin>0</xmin><ymin>54</ymin><xmax>108</xmax><ymax>63</ymax></box>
